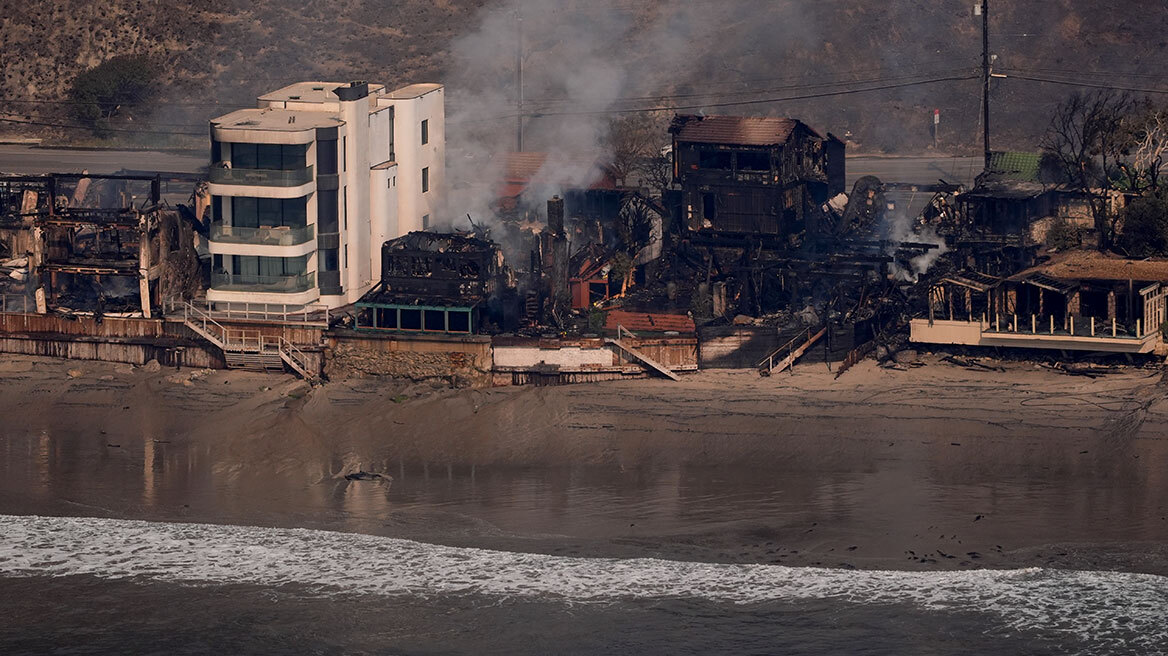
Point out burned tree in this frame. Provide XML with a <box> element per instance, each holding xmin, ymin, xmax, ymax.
<box><xmin>1040</xmin><ymin>90</ymin><xmax>1136</xmax><ymax>250</ymax></box>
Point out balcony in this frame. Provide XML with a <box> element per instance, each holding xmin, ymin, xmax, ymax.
<box><xmin>210</xmin><ymin>223</ymin><xmax>314</xmax><ymax>246</ymax></box>
<box><xmin>211</xmin><ymin>272</ymin><xmax>316</xmax><ymax>294</ymax></box>
<box><xmin>209</xmin><ymin>165</ymin><xmax>313</xmax><ymax>187</ymax></box>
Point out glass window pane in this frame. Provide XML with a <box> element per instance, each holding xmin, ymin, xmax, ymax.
<box><xmin>232</xmin><ymin>143</ymin><xmax>258</xmax><ymax>169</ymax></box>
<box><xmin>283</xmin><ymin>144</ymin><xmax>307</xmax><ymax>170</ymax></box>
<box><xmin>257</xmin><ymin>144</ymin><xmax>282</xmax><ymax>170</ymax></box>
<box><xmin>283</xmin><ymin>197</ymin><xmax>307</xmax><ymax>227</ymax></box>
<box><xmin>317</xmin><ymin>190</ymin><xmax>338</xmax><ymax>233</ymax></box>
<box><xmin>317</xmin><ymin>140</ymin><xmax>338</xmax><ymax>175</ymax></box>
<box><xmin>232</xmin><ymin>197</ymin><xmax>258</xmax><ymax>228</ymax></box>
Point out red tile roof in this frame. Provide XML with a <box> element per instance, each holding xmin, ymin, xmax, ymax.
<box><xmin>605</xmin><ymin>310</ymin><xmax>695</xmax><ymax>334</ymax></box>
<box><xmin>671</xmin><ymin>115</ymin><xmax>813</xmax><ymax>146</ymax></box>
<box><xmin>498</xmin><ymin>152</ymin><xmax>618</xmax><ymax>200</ymax></box>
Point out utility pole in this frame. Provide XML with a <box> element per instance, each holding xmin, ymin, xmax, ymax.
<box><xmin>981</xmin><ymin>0</ymin><xmax>991</xmax><ymax>170</ymax></box>
<box><xmin>516</xmin><ymin>12</ymin><xmax>524</xmax><ymax>153</ymax></box>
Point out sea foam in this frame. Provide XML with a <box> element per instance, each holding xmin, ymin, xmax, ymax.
<box><xmin>1</xmin><ymin>515</ymin><xmax>1165</xmax><ymax>652</ymax></box>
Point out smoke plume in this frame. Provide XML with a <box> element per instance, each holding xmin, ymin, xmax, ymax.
<box><xmin>441</xmin><ymin>0</ymin><xmax>821</xmax><ymax>232</ymax></box>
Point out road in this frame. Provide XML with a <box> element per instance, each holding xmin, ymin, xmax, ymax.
<box><xmin>0</xmin><ymin>145</ymin><xmax>206</xmax><ymax>176</ymax></box>
<box><xmin>846</xmin><ymin>155</ymin><xmax>980</xmax><ymax>189</ymax></box>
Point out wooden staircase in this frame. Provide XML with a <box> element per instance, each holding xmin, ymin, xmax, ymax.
<box><xmin>605</xmin><ymin>326</ymin><xmax>680</xmax><ymax>381</ymax></box>
<box><xmin>179</xmin><ymin>301</ymin><xmax>317</xmax><ymax>381</ymax></box>
<box><xmin>757</xmin><ymin>326</ymin><xmax>826</xmax><ymax>376</ymax></box>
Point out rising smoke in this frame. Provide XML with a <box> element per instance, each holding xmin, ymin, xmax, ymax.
<box><xmin>882</xmin><ymin>203</ymin><xmax>948</xmax><ymax>283</ymax></box>
<box><xmin>441</xmin><ymin>0</ymin><xmax>822</xmax><ymax>231</ymax></box>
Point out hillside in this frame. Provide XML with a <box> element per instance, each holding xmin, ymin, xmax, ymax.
<box><xmin>0</xmin><ymin>0</ymin><xmax>1164</xmax><ymax>154</ymax></box>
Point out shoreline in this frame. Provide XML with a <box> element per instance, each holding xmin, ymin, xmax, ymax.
<box><xmin>2</xmin><ymin>354</ymin><xmax>1167</xmax><ymax>577</ymax></box>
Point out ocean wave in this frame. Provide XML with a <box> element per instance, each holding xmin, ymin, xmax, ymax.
<box><xmin>1</xmin><ymin>515</ymin><xmax>1165</xmax><ymax>652</ymax></box>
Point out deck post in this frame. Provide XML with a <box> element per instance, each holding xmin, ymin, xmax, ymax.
<box><xmin>1050</xmin><ymin>315</ymin><xmax>1054</xmax><ymax>335</ymax></box>
<box><xmin>1091</xmin><ymin>316</ymin><xmax>1095</xmax><ymax>336</ymax></box>
<box><xmin>1032</xmin><ymin>314</ymin><xmax>1036</xmax><ymax>333</ymax></box>
<box><xmin>1070</xmin><ymin>315</ymin><xmax>1074</xmax><ymax>335</ymax></box>
<box><xmin>1113</xmin><ymin>317</ymin><xmax>1117</xmax><ymax>337</ymax></box>
<box><xmin>1013</xmin><ymin>314</ymin><xmax>1017</xmax><ymax>332</ymax></box>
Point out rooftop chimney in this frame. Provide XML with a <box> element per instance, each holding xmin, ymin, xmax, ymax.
<box><xmin>547</xmin><ymin>195</ymin><xmax>564</xmax><ymax>235</ymax></box>
<box><xmin>334</xmin><ymin>81</ymin><xmax>370</xmax><ymax>102</ymax></box>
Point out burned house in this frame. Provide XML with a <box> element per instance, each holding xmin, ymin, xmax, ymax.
<box><xmin>0</xmin><ymin>173</ymin><xmax>201</xmax><ymax>317</ymax></box>
<box><xmin>914</xmin><ymin>250</ymin><xmax>1168</xmax><ymax>354</ymax></box>
<box><xmin>353</xmin><ymin>231</ymin><xmax>514</xmax><ymax>334</ymax></box>
<box><xmin>496</xmin><ymin>152</ymin><xmax>623</xmax><ymax>223</ymax></box>
<box><xmin>669</xmin><ymin>114</ymin><xmax>845</xmax><ymax>241</ymax></box>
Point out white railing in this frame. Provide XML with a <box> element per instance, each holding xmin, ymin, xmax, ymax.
<box><xmin>192</xmin><ymin>299</ymin><xmax>329</xmax><ymax>326</ymax></box>
<box><xmin>181</xmin><ymin>300</ymin><xmax>264</xmax><ymax>352</ymax></box>
<box><xmin>277</xmin><ymin>335</ymin><xmax>316</xmax><ymax>381</ymax></box>
<box><xmin>980</xmin><ymin>313</ymin><xmax>1148</xmax><ymax>339</ymax></box>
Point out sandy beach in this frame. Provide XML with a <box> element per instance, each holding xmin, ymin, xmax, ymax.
<box><xmin>2</xmin><ymin>354</ymin><xmax>1167</xmax><ymax>577</ymax></box>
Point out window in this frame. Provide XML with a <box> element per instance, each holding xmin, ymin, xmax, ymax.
<box><xmin>702</xmin><ymin>192</ymin><xmax>717</xmax><ymax>220</ymax></box>
<box><xmin>736</xmin><ymin>151</ymin><xmax>770</xmax><ymax>172</ymax></box>
<box><xmin>421</xmin><ymin>119</ymin><xmax>429</xmax><ymax>145</ymax></box>
<box><xmin>320</xmin><ymin>248</ymin><xmax>339</xmax><ymax>271</ymax></box>
<box><xmin>317</xmin><ymin>190</ymin><xmax>338</xmax><ymax>233</ymax></box>
<box><xmin>231</xmin><ymin>197</ymin><xmax>307</xmax><ymax>228</ymax></box>
<box><xmin>230</xmin><ymin>143</ymin><xmax>306</xmax><ymax>170</ymax></box>
<box><xmin>699</xmin><ymin>150</ymin><xmax>732</xmax><ymax>170</ymax></box>
<box><xmin>230</xmin><ymin>254</ymin><xmax>308</xmax><ymax>278</ymax></box>
<box><xmin>342</xmin><ymin>186</ymin><xmax>348</xmax><ymax>230</ymax></box>
<box><xmin>400</xmin><ymin>309</ymin><xmax>422</xmax><ymax>330</ymax></box>
<box><xmin>317</xmin><ymin>139</ymin><xmax>337</xmax><ymax>175</ymax></box>
<box><xmin>343</xmin><ymin>245</ymin><xmax>348</xmax><ymax>269</ymax></box>
<box><xmin>447</xmin><ymin>311</ymin><xmax>470</xmax><ymax>333</ymax></box>
<box><xmin>422</xmin><ymin>214</ymin><xmax>430</xmax><ymax>229</ymax></box>
<box><xmin>422</xmin><ymin>167</ymin><xmax>429</xmax><ymax>193</ymax></box>
<box><xmin>424</xmin><ymin>310</ymin><xmax>445</xmax><ymax>331</ymax></box>
<box><xmin>342</xmin><ymin>137</ymin><xmax>347</xmax><ymax>172</ymax></box>
<box><xmin>375</xmin><ymin>308</ymin><xmax>398</xmax><ymax>329</ymax></box>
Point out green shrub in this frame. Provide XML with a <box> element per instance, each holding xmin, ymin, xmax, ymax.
<box><xmin>69</xmin><ymin>55</ymin><xmax>159</xmax><ymax>135</ymax></box>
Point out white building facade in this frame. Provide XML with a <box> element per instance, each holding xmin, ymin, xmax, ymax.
<box><xmin>207</xmin><ymin>81</ymin><xmax>445</xmax><ymax>309</ymax></box>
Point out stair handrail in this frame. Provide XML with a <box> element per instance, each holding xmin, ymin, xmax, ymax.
<box><xmin>757</xmin><ymin>325</ymin><xmax>814</xmax><ymax>374</ymax></box>
<box><xmin>277</xmin><ymin>335</ymin><xmax>316</xmax><ymax>380</ymax></box>
<box><xmin>182</xmin><ymin>300</ymin><xmax>231</xmax><ymax>349</ymax></box>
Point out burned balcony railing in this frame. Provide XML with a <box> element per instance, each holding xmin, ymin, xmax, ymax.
<box><xmin>209</xmin><ymin>165</ymin><xmax>313</xmax><ymax>188</ymax></box>
<box><xmin>210</xmin><ymin>222</ymin><xmax>314</xmax><ymax>247</ymax></box>
<box><xmin>211</xmin><ymin>271</ymin><xmax>315</xmax><ymax>294</ymax></box>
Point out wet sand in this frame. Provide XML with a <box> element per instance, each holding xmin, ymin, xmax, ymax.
<box><xmin>1</xmin><ymin>354</ymin><xmax>1167</xmax><ymax>576</ymax></box>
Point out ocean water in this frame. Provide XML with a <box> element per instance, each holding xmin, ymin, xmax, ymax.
<box><xmin>1</xmin><ymin>515</ymin><xmax>1165</xmax><ymax>655</ymax></box>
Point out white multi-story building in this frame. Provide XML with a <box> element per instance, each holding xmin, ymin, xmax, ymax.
<box><xmin>206</xmin><ymin>81</ymin><xmax>444</xmax><ymax>309</ymax></box>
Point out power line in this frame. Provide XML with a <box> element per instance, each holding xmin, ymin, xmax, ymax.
<box><xmin>522</xmin><ymin>66</ymin><xmax>976</xmax><ymax>109</ymax></box>
<box><xmin>1000</xmin><ymin>72</ymin><xmax>1168</xmax><ymax>95</ymax></box>
<box><xmin>465</xmin><ymin>73</ymin><xmax>980</xmax><ymax>123</ymax></box>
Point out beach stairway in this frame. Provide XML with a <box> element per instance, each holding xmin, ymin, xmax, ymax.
<box><xmin>757</xmin><ymin>326</ymin><xmax>827</xmax><ymax>376</ymax></box>
<box><xmin>605</xmin><ymin>326</ymin><xmax>680</xmax><ymax>381</ymax></box>
<box><xmin>179</xmin><ymin>301</ymin><xmax>316</xmax><ymax>381</ymax></box>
